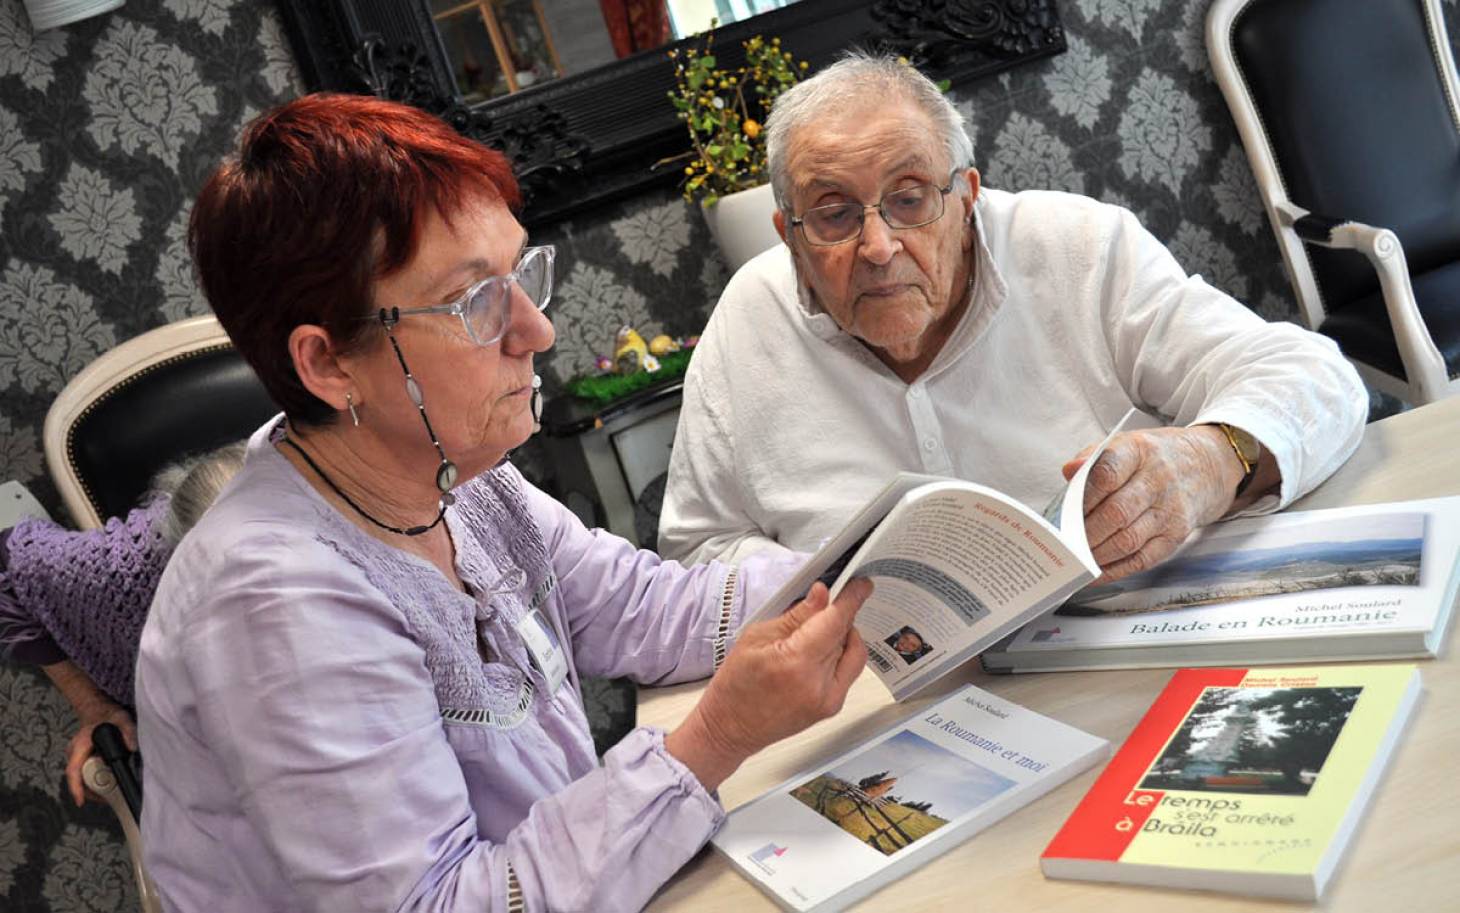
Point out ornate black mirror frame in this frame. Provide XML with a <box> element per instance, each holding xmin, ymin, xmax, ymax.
<box><xmin>273</xmin><ymin>0</ymin><xmax>1064</xmax><ymax>229</ymax></box>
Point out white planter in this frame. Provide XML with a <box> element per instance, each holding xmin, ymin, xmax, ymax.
<box><xmin>700</xmin><ymin>182</ymin><xmax>781</xmax><ymax>273</ymax></box>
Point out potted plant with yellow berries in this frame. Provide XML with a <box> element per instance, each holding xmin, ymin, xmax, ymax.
<box><xmin>664</xmin><ymin>32</ymin><xmax>808</xmax><ymax>270</ymax></box>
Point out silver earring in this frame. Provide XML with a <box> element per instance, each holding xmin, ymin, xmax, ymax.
<box><xmin>530</xmin><ymin>375</ymin><xmax>543</xmax><ymax>434</ymax></box>
<box><xmin>346</xmin><ymin>392</ymin><xmax>360</xmax><ymax>427</ymax></box>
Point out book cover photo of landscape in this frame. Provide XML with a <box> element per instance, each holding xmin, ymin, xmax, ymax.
<box><xmin>788</xmin><ymin>730</ymin><xmax>1015</xmax><ymax>856</ymax></box>
<box><xmin>1140</xmin><ymin>685</ymin><xmax>1361</xmax><ymax>796</ymax></box>
<box><xmin>1063</xmin><ymin>513</ymin><xmax>1426</xmax><ymax>615</ymax></box>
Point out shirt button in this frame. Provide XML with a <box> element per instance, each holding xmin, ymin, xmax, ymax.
<box><xmin>909</xmin><ymin>385</ymin><xmax>923</xmax><ymax>399</ymax></box>
<box><xmin>922</xmin><ymin>438</ymin><xmax>937</xmax><ymax>452</ymax></box>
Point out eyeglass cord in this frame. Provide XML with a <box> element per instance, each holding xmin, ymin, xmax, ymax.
<box><xmin>280</xmin><ymin>435</ymin><xmax>448</xmax><ymax>537</ymax></box>
<box><xmin>278</xmin><ymin>308</ymin><xmax>460</xmax><ymax>538</ymax></box>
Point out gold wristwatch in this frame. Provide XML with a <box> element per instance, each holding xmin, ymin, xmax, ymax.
<box><xmin>1216</xmin><ymin>423</ymin><xmax>1262</xmax><ymax>495</ymax></box>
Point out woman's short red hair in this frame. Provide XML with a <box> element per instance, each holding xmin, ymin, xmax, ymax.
<box><xmin>190</xmin><ymin>92</ymin><xmax>522</xmax><ymax>426</ymax></box>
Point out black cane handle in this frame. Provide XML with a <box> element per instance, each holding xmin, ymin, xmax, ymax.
<box><xmin>93</xmin><ymin>722</ymin><xmax>143</xmax><ymax>818</ymax></box>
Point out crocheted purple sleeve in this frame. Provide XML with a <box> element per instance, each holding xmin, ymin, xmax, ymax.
<box><xmin>2</xmin><ymin>499</ymin><xmax>171</xmax><ymax>705</ymax></box>
<box><xmin>0</xmin><ymin>528</ymin><xmax>67</xmax><ymax>666</ymax></box>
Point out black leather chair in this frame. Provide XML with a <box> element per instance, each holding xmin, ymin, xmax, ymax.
<box><xmin>1208</xmin><ymin>0</ymin><xmax>1460</xmax><ymax>405</ymax></box>
<box><xmin>44</xmin><ymin>315</ymin><xmax>277</xmax><ymax>529</ymax></box>
<box><xmin>42</xmin><ymin>315</ymin><xmax>276</xmax><ymax>913</ymax></box>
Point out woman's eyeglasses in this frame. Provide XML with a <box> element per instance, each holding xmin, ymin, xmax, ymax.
<box><xmin>372</xmin><ymin>245</ymin><xmax>555</xmax><ymax>347</ymax></box>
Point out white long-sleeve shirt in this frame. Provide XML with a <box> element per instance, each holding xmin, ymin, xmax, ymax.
<box><xmin>659</xmin><ymin>188</ymin><xmax>1368</xmax><ymax>566</ymax></box>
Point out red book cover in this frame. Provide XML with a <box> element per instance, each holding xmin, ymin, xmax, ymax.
<box><xmin>1041</xmin><ymin>664</ymin><xmax>1420</xmax><ymax>901</ymax></box>
<box><xmin>1044</xmin><ymin>668</ymin><xmax>1247</xmax><ymax>863</ymax></box>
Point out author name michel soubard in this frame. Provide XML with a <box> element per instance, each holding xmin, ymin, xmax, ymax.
<box><xmin>1128</xmin><ymin>599</ymin><xmax>1402</xmax><ymax>636</ymax></box>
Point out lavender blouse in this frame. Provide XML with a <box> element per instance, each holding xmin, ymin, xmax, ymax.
<box><xmin>135</xmin><ymin>419</ymin><xmax>804</xmax><ymax>912</ymax></box>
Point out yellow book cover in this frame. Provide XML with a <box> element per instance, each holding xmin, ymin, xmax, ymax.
<box><xmin>1042</xmin><ymin>663</ymin><xmax>1421</xmax><ymax>900</ymax></box>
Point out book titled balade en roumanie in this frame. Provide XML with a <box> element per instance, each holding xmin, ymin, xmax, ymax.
<box><xmin>713</xmin><ymin>685</ymin><xmax>1107</xmax><ymax>912</ymax></box>
<box><xmin>1041</xmin><ymin>664</ymin><xmax>1421</xmax><ymax>901</ymax></box>
<box><xmin>983</xmin><ymin>496</ymin><xmax>1460</xmax><ymax>673</ymax></box>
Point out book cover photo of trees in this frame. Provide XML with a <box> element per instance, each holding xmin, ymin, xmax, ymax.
<box><xmin>1139</xmin><ymin>686</ymin><xmax>1362</xmax><ymax>796</ymax></box>
<box><xmin>1063</xmin><ymin>513</ymin><xmax>1425</xmax><ymax>615</ymax></box>
<box><xmin>788</xmin><ymin>730</ymin><xmax>1015</xmax><ymax>856</ymax></box>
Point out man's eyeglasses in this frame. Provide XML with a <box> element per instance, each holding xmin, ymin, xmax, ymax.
<box><xmin>790</xmin><ymin>172</ymin><xmax>959</xmax><ymax>247</ymax></box>
<box><xmin>372</xmin><ymin>245</ymin><xmax>555</xmax><ymax>347</ymax></box>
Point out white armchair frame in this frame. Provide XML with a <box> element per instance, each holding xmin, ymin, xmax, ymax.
<box><xmin>1207</xmin><ymin>0</ymin><xmax>1460</xmax><ymax>405</ymax></box>
<box><xmin>44</xmin><ymin>314</ymin><xmax>237</xmax><ymax>913</ymax></box>
<box><xmin>43</xmin><ymin>315</ymin><xmax>234</xmax><ymax>530</ymax></box>
<box><xmin>82</xmin><ymin>757</ymin><xmax>162</xmax><ymax>913</ymax></box>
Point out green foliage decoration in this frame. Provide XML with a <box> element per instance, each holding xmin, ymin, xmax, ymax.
<box><xmin>666</xmin><ymin>31</ymin><xmax>808</xmax><ymax>206</ymax></box>
<box><xmin>564</xmin><ymin>348</ymin><xmax>695</xmax><ymax>405</ymax></box>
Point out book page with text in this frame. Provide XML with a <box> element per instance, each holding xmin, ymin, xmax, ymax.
<box><xmin>834</xmin><ymin>482</ymin><xmax>1091</xmax><ymax>698</ymax></box>
<box><xmin>742</xmin><ymin>473</ymin><xmax>946</xmax><ymax>628</ymax></box>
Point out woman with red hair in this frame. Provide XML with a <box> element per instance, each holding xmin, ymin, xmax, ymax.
<box><xmin>134</xmin><ymin>93</ymin><xmax>871</xmax><ymax>912</ymax></box>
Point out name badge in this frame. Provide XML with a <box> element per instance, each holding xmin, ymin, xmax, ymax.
<box><xmin>516</xmin><ymin>609</ymin><xmax>568</xmax><ymax>695</ymax></box>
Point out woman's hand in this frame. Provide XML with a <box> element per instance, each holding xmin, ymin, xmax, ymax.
<box><xmin>665</xmin><ymin>578</ymin><xmax>873</xmax><ymax>791</ymax></box>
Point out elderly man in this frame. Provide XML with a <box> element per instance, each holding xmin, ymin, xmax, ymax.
<box><xmin>659</xmin><ymin>53</ymin><xmax>1367</xmax><ymax>582</ymax></box>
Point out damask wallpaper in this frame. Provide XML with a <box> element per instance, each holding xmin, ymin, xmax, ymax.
<box><xmin>1</xmin><ymin>3</ymin><xmax>303</xmax><ymax>909</ymax></box>
<box><xmin>1</xmin><ymin>0</ymin><xmax>1457</xmax><ymax>909</ymax></box>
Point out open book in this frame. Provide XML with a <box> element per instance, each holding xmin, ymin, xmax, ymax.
<box><xmin>746</xmin><ymin>411</ymin><xmax>1143</xmax><ymax>701</ymax></box>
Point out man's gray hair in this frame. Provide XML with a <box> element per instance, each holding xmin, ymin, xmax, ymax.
<box><xmin>765</xmin><ymin>51</ymin><xmax>975</xmax><ymax>212</ymax></box>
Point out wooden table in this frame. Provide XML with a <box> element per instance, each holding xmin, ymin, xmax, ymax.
<box><xmin>640</xmin><ymin>396</ymin><xmax>1460</xmax><ymax>912</ymax></box>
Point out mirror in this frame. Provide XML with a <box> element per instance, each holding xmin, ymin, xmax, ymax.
<box><xmin>431</xmin><ymin>0</ymin><xmax>573</xmax><ymax>102</ymax></box>
<box><xmin>428</xmin><ymin>0</ymin><xmax>804</xmax><ymax>102</ymax></box>
<box><xmin>274</xmin><ymin>0</ymin><xmax>1066</xmax><ymax>228</ymax></box>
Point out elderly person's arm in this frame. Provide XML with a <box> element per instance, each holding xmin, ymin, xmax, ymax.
<box><xmin>1</xmin><ymin>514</ymin><xmax>161</xmax><ymax>805</ymax></box>
<box><xmin>0</xmin><ymin>528</ymin><xmax>67</xmax><ymax>665</ymax></box>
<box><xmin>41</xmin><ymin>660</ymin><xmax>136</xmax><ymax>805</ymax></box>
<box><xmin>1</xmin><ymin>549</ymin><xmax>135</xmax><ymax>808</ymax></box>
<box><xmin>1064</xmin><ymin>204</ymin><xmax>1367</xmax><ymax>581</ymax></box>
<box><xmin>522</xmin><ymin>472</ymin><xmax>805</xmax><ymax>685</ymax></box>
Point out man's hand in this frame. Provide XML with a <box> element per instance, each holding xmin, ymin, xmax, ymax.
<box><xmin>64</xmin><ymin>700</ymin><xmax>137</xmax><ymax>807</ymax></box>
<box><xmin>1062</xmin><ymin>426</ymin><xmax>1245</xmax><ymax>584</ymax></box>
<box><xmin>665</xmin><ymin>579</ymin><xmax>873</xmax><ymax>791</ymax></box>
